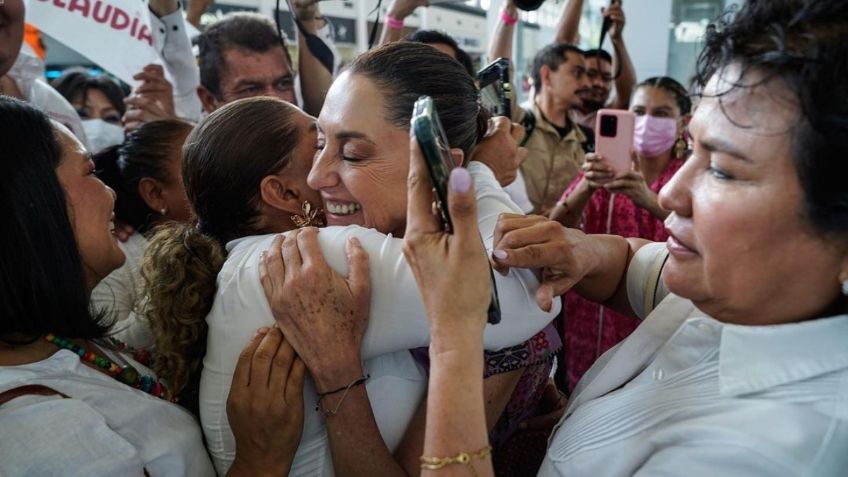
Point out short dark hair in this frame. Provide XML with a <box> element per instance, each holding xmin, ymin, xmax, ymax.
<box><xmin>695</xmin><ymin>0</ymin><xmax>848</xmax><ymax>238</ymax></box>
<box><xmin>635</xmin><ymin>76</ymin><xmax>692</xmax><ymax>115</ymax></box>
<box><xmin>583</xmin><ymin>48</ymin><xmax>612</xmax><ymax>64</ymax></box>
<box><xmin>93</xmin><ymin>119</ymin><xmax>194</xmax><ymax>233</ymax></box>
<box><xmin>348</xmin><ymin>42</ymin><xmax>487</xmax><ymax>159</ymax></box>
<box><xmin>198</xmin><ymin>12</ymin><xmax>289</xmax><ymax>98</ymax></box>
<box><xmin>531</xmin><ymin>43</ymin><xmax>584</xmax><ymax>95</ymax></box>
<box><xmin>51</xmin><ymin>68</ymin><xmax>127</xmax><ymax>116</ymax></box>
<box><xmin>0</xmin><ymin>96</ymin><xmax>111</xmax><ymax>344</ymax></box>
<box><xmin>405</xmin><ymin>29</ymin><xmax>475</xmax><ymax>77</ymax></box>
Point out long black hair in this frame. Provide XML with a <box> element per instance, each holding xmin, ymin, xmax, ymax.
<box><xmin>0</xmin><ymin>96</ymin><xmax>110</xmax><ymax>345</ymax></box>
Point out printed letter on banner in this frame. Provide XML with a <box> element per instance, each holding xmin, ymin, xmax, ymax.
<box><xmin>26</xmin><ymin>0</ymin><xmax>161</xmax><ymax>85</ymax></box>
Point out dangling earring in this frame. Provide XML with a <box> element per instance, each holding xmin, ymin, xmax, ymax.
<box><xmin>842</xmin><ymin>277</ymin><xmax>848</xmax><ymax>296</ymax></box>
<box><xmin>291</xmin><ymin>201</ymin><xmax>326</xmax><ymax>228</ymax></box>
<box><xmin>674</xmin><ymin>136</ymin><xmax>687</xmax><ymax>159</ymax></box>
<box><xmin>160</xmin><ymin>207</ymin><xmax>167</xmax><ymax>216</ymax></box>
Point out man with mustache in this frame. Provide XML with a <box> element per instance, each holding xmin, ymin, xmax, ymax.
<box><xmin>490</xmin><ymin>0</ymin><xmax>593</xmax><ymax>214</ymax></box>
<box><xmin>556</xmin><ymin>0</ymin><xmax>636</xmax><ymax>131</ymax></box>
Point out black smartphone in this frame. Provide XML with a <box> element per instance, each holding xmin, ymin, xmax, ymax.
<box><xmin>410</xmin><ymin>96</ymin><xmax>502</xmax><ymax>325</ymax></box>
<box><xmin>477</xmin><ymin>58</ymin><xmax>512</xmax><ymax>119</ymax></box>
<box><xmin>598</xmin><ymin>0</ymin><xmax>621</xmax><ymax>48</ymax></box>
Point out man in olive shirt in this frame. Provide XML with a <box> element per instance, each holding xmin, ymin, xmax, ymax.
<box><xmin>490</xmin><ymin>1</ymin><xmax>592</xmax><ymax>214</ymax></box>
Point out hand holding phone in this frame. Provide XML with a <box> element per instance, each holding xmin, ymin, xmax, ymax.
<box><xmin>411</xmin><ymin>96</ymin><xmax>502</xmax><ymax>324</ymax></box>
<box><xmin>478</xmin><ymin>58</ymin><xmax>512</xmax><ymax>119</ymax></box>
<box><xmin>594</xmin><ymin>109</ymin><xmax>635</xmax><ymax>176</ymax></box>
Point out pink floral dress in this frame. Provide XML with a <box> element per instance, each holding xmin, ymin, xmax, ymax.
<box><xmin>562</xmin><ymin>158</ymin><xmax>683</xmax><ymax>392</ymax></box>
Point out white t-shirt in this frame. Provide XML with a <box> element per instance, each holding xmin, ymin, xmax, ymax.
<box><xmin>201</xmin><ymin>162</ymin><xmax>561</xmax><ymax>475</ymax></box>
<box><xmin>540</xmin><ymin>243</ymin><xmax>848</xmax><ymax>476</ymax></box>
<box><xmin>0</xmin><ymin>349</ymin><xmax>213</xmax><ymax>476</ymax></box>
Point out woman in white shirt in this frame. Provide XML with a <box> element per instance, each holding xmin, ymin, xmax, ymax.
<box><xmin>142</xmin><ymin>43</ymin><xmax>557</xmax><ymax>475</ymax></box>
<box><xmin>0</xmin><ymin>97</ymin><xmax>305</xmax><ymax>476</ymax></box>
<box><xmin>410</xmin><ymin>2</ymin><xmax>848</xmax><ymax>476</ymax></box>
<box><xmin>90</xmin><ymin>119</ymin><xmax>194</xmax><ymax>353</ymax></box>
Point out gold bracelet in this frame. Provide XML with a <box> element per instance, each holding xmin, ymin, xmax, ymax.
<box><xmin>420</xmin><ymin>445</ymin><xmax>492</xmax><ymax>476</ymax></box>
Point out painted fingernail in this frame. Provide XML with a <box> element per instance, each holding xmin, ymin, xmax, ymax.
<box><xmin>492</xmin><ymin>250</ymin><xmax>508</xmax><ymax>260</ymax></box>
<box><xmin>450</xmin><ymin>167</ymin><xmax>471</xmax><ymax>193</ymax></box>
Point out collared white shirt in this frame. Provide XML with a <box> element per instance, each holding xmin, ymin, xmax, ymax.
<box><xmin>541</xmin><ymin>243</ymin><xmax>848</xmax><ymax>476</ymax></box>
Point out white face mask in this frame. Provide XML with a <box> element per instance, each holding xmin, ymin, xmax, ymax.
<box><xmin>81</xmin><ymin>119</ymin><xmax>124</xmax><ymax>153</ymax></box>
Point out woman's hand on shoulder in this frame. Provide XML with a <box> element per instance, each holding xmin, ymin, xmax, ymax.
<box><xmin>227</xmin><ymin>327</ymin><xmax>305</xmax><ymax>477</ymax></box>
<box><xmin>490</xmin><ymin>214</ymin><xmax>599</xmax><ymax>311</ymax></box>
<box><xmin>404</xmin><ymin>129</ymin><xmax>491</xmax><ymax>348</ymax></box>
<box><xmin>259</xmin><ymin>228</ymin><xmax>371</xmax><ymax>392</ymax></box>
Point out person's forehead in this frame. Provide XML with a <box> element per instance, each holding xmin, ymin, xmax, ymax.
<box><xmin>563</xmin><ymin>50</ymin><xmax>585</xmax><ymax>66</ymax></box>
<box><xmin>221</xmin><ymin>46</ymin><xmax>290</xmax><ymax>80</ymax></box>
<box><xmin>691</xmin><ymin>65</ymin><xmax>799</xmax><ymax>150</ymax></box>
<box><xmin>585</xmin><ymin>56</ymin><xmax>611</xmax><ymax>71</ymax></box>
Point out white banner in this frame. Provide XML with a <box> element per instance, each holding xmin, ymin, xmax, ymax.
<box><xmin>26</xmin><ymin>0</ymin><xmax>162</xmax><ymax>85</ymax></box>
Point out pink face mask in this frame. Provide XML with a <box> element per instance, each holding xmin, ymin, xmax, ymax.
<box><xmin>633</xmin><ymin>115</ymin><xmax>678</xmax><ymax>157</ymax></box>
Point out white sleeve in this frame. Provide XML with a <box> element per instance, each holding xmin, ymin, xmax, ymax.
<box><xmin>313</xmin><ymin>161</ymin><xmax>559</xmax><ymax>359</ymax></box>
<box><xmin>149</xmin><ymin>7</ymin><xmax>202</xmax><ymax>122</ymax></box>
<box><xmin>0</xmin><ymin>397</ymin><xmax>145</xmax><ymax>476</ymax></box>
<box><xmin>503</xmin><ymin>169</ymin><xmax>535</xmax><ymax>214</ymax></box>
<box><xmin>626</xmin><ymin>241</ymin><xmax>670</xmax><ymax>320</ymax></box>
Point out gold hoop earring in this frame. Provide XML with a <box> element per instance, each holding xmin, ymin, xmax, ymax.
<box><xmin>291</xmin><ymin>201</ymin><xmax>326</xmax><ymax>228</ymax></box>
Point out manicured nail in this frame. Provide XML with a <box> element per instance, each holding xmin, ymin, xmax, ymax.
<box><xmin>492</xmin><ymin>250</ymin><xmax>508</xmax><ymax>260</ymax></box>
<box><xmin>255</xmin><ymin>327</ymin><xmax>270</xmax><ymax>336</ymax></box>
<box><xmin>349</xmin><ymin>236</ymin><xmax>361</xmax><ymax>247</ymax></box>
<box><xmin>450</xmin><ymin>167</ymin><xmax>471</xmax><ymax>193</ymax></box>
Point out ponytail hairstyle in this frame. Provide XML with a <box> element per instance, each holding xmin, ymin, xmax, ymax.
<box><xmin>633</xmin><ymin>76</ymin><xmax>693</xmax><ymax>116</ymax></box>
<box><xmin>141</xmin><ymin>97</ymin><xmax>305</xmax><ymax>404</ymax></box>
<box><xmin>347</xmin><ymin>42</ymin><xmax>489</xmax><ymax>161</ymax></box>
<box><xmin>93</xmin><ymin>119</ymin><xmax>194</xmax><ymax>233</ymax></box>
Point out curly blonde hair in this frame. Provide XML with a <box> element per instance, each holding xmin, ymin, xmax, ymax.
<box><xmin>141</xmin><ymin>223</ymin><xmax>225</xmax><ymax>404</ymax></box>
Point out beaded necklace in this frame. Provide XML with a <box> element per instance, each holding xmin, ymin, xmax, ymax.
<box><xmin>44</xmin><ymin>334</ymin><xmax>171</xmax><ymax>401</ymax></box>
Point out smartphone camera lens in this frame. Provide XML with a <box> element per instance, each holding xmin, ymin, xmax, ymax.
<box><xmin>599</xmin><ymin>115</ymin><xmax>618</xmax><ymax>137</ymax></box>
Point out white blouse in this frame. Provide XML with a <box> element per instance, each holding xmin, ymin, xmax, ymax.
<box><xmin>540</xmin><ymin>243</ymin><xmax>848</xmax><ymax>476</ymax></box>
<box><xmin>91</xmin><ymin>232</ymin><xmax>155</xmax><ymax>350</ymax></box>
<box><xmin>0</xmin><ymin>349</ymin><xmax>214</xmax><ymax>476</ymax></box>
<box><xmin>201</xmin><ymin>162</ymin><xmax>560</xmax><ymax>475</ymax></box>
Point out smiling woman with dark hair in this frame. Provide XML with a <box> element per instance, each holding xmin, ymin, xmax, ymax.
<box><xmin>0</xmin><ymin>96</ymin><xmax>313</xmax><ymax>477</ymax></box>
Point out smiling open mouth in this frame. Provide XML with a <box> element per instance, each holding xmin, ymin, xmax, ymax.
<box><xmin>326</xmin><ymin>200</ymin><xmax>362</xmax><ymax>216</ymax></box>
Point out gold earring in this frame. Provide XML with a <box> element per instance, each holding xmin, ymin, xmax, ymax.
<box><xmin>291</xmin><ymin>201</ymin><xmax>326</xmax><ymax>228</ymax></box>
<box><xmin>674</xmin><ymin>137</ymin><xmax>687</xmax><ymax>159</ymax></box>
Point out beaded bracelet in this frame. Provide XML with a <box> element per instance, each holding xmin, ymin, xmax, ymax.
<box><xmin>315</xmin><ymin>374</ymin><xmax>369</xmax><ymax>417</ymax></box>
<box><xmin>420</xmin><ymin>445</ymin><xmax>492</xmax><ymax>477</ymax></box>
<box><xmin>385</xmin><ymin>14</ymin><xmax>404</xmax><ymax>30</ymax></box>
<box><xmin>500</xmin><ymin>9</ymin><xmax>519</xmax><ymax>26</ymax></box>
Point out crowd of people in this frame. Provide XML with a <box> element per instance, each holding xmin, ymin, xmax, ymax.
<box><xmin>1</xmin><ymin>0</ymin><xmax>847</xmax><ymax>476</ymax></box>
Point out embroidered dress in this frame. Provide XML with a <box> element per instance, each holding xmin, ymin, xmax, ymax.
<box><xmin>562</xmin><ymin>158</ymin><xmax>683</xmax><ymax>392</ymax></box>
<box><xmin>412</xmin><ymin>323</ymin><xmax>562</xmax><ymax>448</ymax></box>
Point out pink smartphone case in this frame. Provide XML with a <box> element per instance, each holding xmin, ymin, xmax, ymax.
<box><xmin>594</xmin><ymin>109</ymin><xmax>636</xmax><ymax>175</ymax></box>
